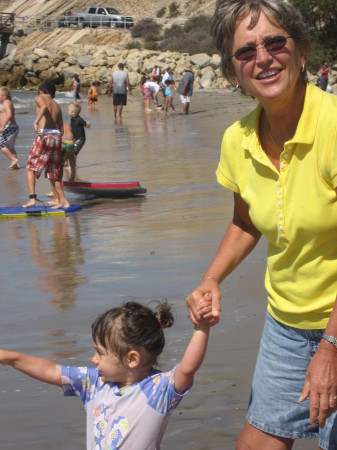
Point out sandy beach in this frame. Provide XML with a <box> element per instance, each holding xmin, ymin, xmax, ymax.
<box><xmin>0</xmin><ymin>88</ymin><xmax>317</xmax><ymax>449</ymax></box>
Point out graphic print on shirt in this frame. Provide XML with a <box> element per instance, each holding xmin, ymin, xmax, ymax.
<box><xmin>93</xmin><ymin>404</ymin><xmax>129</xmax><ymax>449</ymax></box>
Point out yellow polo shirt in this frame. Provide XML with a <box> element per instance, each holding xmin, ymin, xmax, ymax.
<box><xmin>216</xmin><ymin>84</ymin><xmax>337</xmax><ymax>329</ymax></box>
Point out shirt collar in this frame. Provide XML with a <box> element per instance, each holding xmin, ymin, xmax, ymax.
<box><xmin>242</xmin><ymin>83</ymin><xmax>322</xmax><ymax>154</ymax></box>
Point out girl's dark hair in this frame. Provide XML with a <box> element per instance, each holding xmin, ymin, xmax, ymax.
<box><xmin>91</xmin><ymin>301</ymin><xmax>174</xmax><ymax>366</ymax></box>
<box><xmin>73</xmin><ymin>74</ymin><xmax>80</xmax><ymax>82</ymax></box>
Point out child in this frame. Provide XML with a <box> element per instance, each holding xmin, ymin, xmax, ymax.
<box><xmin>141</xmin><ymin>77</ymin><xmax>160</xmax><ymax>112</ymax></box>
<box><xmin>0</xmin><ymin>86</ymin><xmax>20</xmax><ymax>169</ymax></box>
<box><xmin>47</xmin><ymin>121</ymin><xmax>75</xmax><ymax>198</ymax></box>
<box><xmin>22</xmin><ymin>81</ymin><xmax>70</xmax><ymax>210</ymax></box>
<box><xmin>69</xmin><ymin>102</ymin><xmax>90</xmax><ymax>180</ymax></box>
<box><xmin>72</xmin><ymin>74</ymin><xmax>82</xmax><ymax>102</ymax></box>
<box><xmin>0</xmin><ymin>299</ymin><xmax>212</xmax><ymax>449</ymax></box>
<box><xmin>87</xmin><ymin>81</ymin><xmax>98</xmax><ymax>109</ymax></box>
<box><xmin>162</xmin><ymin>79</ymin><xmax>176</xmax><ymax>114</ymax></box>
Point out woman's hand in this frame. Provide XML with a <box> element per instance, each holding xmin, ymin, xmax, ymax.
<box><xmin>300</xmin><ymin>346</ymin><xmax>337</xmax><ymax>428</ymax></box>
<box><xmin>186</xmin><ymin>278</ymin><xmax>221</xmax><ymax>326</ymax></box>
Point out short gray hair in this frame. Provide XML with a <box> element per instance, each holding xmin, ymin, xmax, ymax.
<box><xmin>211</xmin><ymin>0</ymin><xmax>311</xmax><ymax>87</ymax></box>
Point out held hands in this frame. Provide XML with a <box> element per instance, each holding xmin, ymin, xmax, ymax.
<box><xmin>299</xmin><ymin>346</ymin><xmax>337</xmax><ymax>428</ymax></box>
<box><xmin>186</xmin><ymin>277</ymin><xmax>221</xmax><ymax>327</ymax></box>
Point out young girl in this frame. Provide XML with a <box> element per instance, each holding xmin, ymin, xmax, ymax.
<box><xmin>141</xmin><ymin>76</ymin><xmax>160</xmax><ymax>112</ymax></box>
<box><xmin>0</xmin><ymin>299</ymin><xmax>212</xmax><ymax>449</ymax></box>
<box><xmin>0</xmin><ymin>86</ymin><xmax>20</xmax><ymax>169</ymax></box>
<box><xmin>162</xmin><ymin>79</ymin><xmax>176</xmax><ymax>114</ymax></box>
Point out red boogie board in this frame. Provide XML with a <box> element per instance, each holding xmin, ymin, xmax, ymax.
<box><xmin>61</xmin><ymin>181</ymin><xmax>147</xmax><ymax>198</ymax></box>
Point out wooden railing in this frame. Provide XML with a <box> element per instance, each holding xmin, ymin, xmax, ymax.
<box><xmin>0</xmin><ymin>12</ymin><xmax>15</xmax><ymax>34</ymax></box>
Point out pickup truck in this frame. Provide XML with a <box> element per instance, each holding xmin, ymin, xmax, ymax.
<box><xmin>59</xmin><ymin>7</ymin><xmax>134</xmax><ymax>29</ymax></box>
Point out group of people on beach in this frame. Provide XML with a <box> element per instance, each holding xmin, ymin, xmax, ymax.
<box><xmin>1</xmin><ymin>0</ymin><xmax>337</xmax><ymax>448</ymax></box>
<box><xmin>0</xmin><ymin>78</ymin><xmax>90</xmax><ymax>210</ymax></box>
<box><xmin>140</xmin><ymin>64</ymin><xmax>195</xmax><ymax>115</ymax></box>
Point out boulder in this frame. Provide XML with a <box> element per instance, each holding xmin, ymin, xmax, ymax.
<box><xmin>190</xmin><ymin>53</ymin><xmax>211</xmax><ymax>69</ymax></box>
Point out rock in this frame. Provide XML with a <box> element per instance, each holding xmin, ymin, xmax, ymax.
<box><xmin>190</xmin><ymin>53</ymin><xmax>211</xmax><ymax>68</ymax></box>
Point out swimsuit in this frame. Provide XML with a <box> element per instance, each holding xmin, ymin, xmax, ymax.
<box><xmin>0</xmin><ymin>124</ymin><xmax>19</xmax><ymax>153</ymax></box>
<box><xmin>61</xmin><ymin>137</ymin><xmax>75</xmax><ymax>165</ymax></box>
<box><xmin>26</xmin><ymin>129</ymin><xmax>62</xmax><ymax>180</ymax></box>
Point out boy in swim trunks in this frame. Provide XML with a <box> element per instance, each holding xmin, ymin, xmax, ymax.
<box><xmin>23</xmin><ymin>81</ymin><xmax>70</xmax><ymax>210</ymax></box>
<box><xmin>0</xmin><ymin>86</ymin><xmax>20</xmax><ymax>169</ymax></box>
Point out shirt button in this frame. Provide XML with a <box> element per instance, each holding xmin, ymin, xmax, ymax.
<box><xmin>283</xmin><ymin>153</ymin><xmax>288</xmax><ymax>159</ymax></box>
<box><xmin>278</xmin><ymin>189</ymin><xmax>282</xmax><ymax>195</ymax></box>
<box><xmin>288</xmin><ymin>144</ymin><xmax>293</xmax><ymax>150</ymax></box>
<box><xmin>279</xmin><ymin>225</ymin><xmax>283</xmax><ymax>231</ymax></box>
<box><xmin>279</xmin><ymin>213</ymin><xmax>282</xmax><ymax>219</ymax></box>
<box><xmin>278</xmin><ymin>201</ymin><xmax>281</xmax><ymax>206</ymax></box>
<box><xmin>280</xmin><ymin>163</ymin><xmax>285</xmax><ymax>169</ymax></box>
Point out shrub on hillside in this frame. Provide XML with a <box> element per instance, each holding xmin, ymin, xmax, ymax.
<box><xmin>183</xmin><ymin>14</ymin><xmax>211</xmax><ymax>34</ymax></box>
<box><xmin>131</xmin><ymin>18</ymin><xmax>162</xmax><ymax>41</ymax></box>
<box><xmin>125</xmin><ymin>40</ymin><xmax>142</xmax><ymax>50</ymax></box>
<box><xmin>156</xmin><ymin>7</ymin><xmax>166</xmax><ymax>18</ymax></box>
<box><xmin>169</xmin><ymin>2</ymin><xmax>180</xmax><ymax>18</ymax></box>
<box><xmin>160</xmin><ymin>15</ymin><xmax>216</xmax><ymax>55</ymax></box>
<box><xmin>162</xmin><ymin>24</ymin><xmax>185</xmax><ymax>41</ymax></box>
<box><xmin>144</xmin><ymin>41</ymin><xmax>159</xmax><ymax>51</ymax></box>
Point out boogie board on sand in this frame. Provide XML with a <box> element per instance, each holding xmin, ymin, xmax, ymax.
<box><xmin>0</xmin><ymin>204</ymin><xmax>83</xmax><ymax>218</ymax></box>
<box><xmin>62</xmin><ymin>180</ymin><xmax>147</xmax><ymax>198</ymax></box>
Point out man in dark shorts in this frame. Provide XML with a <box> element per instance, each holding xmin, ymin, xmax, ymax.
<box><xmin>108</xmin><ymin>63</ymin><xmax>132</xmax><ymax>120</ymax></box>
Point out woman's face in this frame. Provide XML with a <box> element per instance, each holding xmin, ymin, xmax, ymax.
<box><xmin>231</xmin><ymin>12</ymin><xmax>306</xmax><ymax>102</ymax></box>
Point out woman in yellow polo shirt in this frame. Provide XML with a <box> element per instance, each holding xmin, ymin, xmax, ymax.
<box><xmin>187</xmin><ymin>1</ymin><xmax>337</xmax><ymax>449</ymax></box>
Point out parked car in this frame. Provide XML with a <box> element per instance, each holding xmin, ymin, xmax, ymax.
<box><xmin>58</xmin><ymin>7</ymin><xmax>134</xmax><ymax>29</ymax></box>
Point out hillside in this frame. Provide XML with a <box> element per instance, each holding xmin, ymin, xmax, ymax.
<box><xmin>0</xmin><ymin>0</ymin><xmax>216</xmax><ymax>21</ymax></box>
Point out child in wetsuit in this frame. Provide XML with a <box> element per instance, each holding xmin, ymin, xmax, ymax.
<box><xmin>68</xmin><ymin>102</ymin><xmax>90</xmax><ymax>181</ymax></box>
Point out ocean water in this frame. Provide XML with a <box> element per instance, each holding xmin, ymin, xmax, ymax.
<box><xmin>0</xmin><ymin>89</ymin><xmax>271</xmax><ymax>449</ymax></box>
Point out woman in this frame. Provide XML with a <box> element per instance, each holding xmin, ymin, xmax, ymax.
<box><xmin>186</xmin><ymin>1</ymin><xmax>337</xmax><ymax>449</ymax></box>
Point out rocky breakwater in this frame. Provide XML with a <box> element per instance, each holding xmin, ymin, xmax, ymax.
<box><xmin>0</xmin><ymin>29</ymin><xmax>225</xmax><ymax>92</ymax></box>
<box><xmin>1</xmin><ymin>28</ymin><xmax>336</xmax><ymax>93</ymax></box>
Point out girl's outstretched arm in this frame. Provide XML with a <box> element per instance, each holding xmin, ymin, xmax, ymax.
<box><xmin>174</xmin><ymin>296</ymin><xmax>213</xmax><ymax>394</ymax></box>
<box><xmin>0</xmin><ymin>349</ymin><xmax>62</xmax><ymax>387</ymax></box>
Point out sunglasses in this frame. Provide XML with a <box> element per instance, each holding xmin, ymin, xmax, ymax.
<box><xmin>231</xmin><ymin>35</ymin><xmax>291</xmax><ymax>62</ymax></box>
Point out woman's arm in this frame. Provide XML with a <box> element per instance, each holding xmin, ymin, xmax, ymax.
<box><xmin>0</xmin><ymin>349</ymin><xmax>62</xmax><ymax>387</ymax></box>
<box><xmin>186</xmin><ymin>192</ymin><xmax>261</xmax><ymax>324</ymax></box>
<box><xmin>300</xmin><ymin>299</ymin><xmax>337</xmax><ymax>428</ymax></box>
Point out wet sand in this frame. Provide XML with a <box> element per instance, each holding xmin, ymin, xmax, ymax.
<box><xmin>0</xmin><ymin>89</ymin><xmax>316</xmax><ymax>449</ymax></box>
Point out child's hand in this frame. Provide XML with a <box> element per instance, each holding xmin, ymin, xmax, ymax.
<box><xmin>195</xmin><ymin>293</ymin><xmax>217</xmax><ymax>328</ymax></box>
<box><xmin>86</xmin><ymin>121</ymin><xmax>91</xmax><ymax>128</ymax></box>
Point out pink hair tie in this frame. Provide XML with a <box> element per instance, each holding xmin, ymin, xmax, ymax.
<box><xmin>158</xmin><ymin>319</ymin><xmax>162</xmax><ymax>326</ymax></box>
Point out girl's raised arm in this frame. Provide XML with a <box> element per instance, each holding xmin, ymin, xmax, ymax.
<box><xmin>0</xmin><ymin>349</ymin><xmax>62</xmax><ymax>387</ymax></box>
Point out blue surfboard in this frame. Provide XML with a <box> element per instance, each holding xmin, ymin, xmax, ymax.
<box><xmin>0</xmin><ymin>204</ymin><xmax>83</xmax><ymax>218</ymax></box>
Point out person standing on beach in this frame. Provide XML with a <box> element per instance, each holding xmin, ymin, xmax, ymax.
<box><xmin>319</xmin><ymin>59</ymin><xmax>331</xmax><ymax>92</ymax></box>
<box><xmin>68</xmin><ymin>102</ymin><xmax>90</xmax><ymax>182</ymax></box>
<box><xmin>23</xmin><ymin>81</ymin><xmax>70</xmax><ymax>209</ymax></box>
<box><xmin>108</xmin><ymin>63</ymin><xmax>132</xmax><ymax>120</ymax></box>
<box><xmin>187</xmin><ymin>1</ymin><xmax>337</xmax><ymax>449</ymax></box>
<box><xmin>72</xmin><ymin>74</ymin><xmax>82</xmax><ymax>103</ymax></box>
<box><xmin>177</xmin><ymin>65</ymin><xmax>194</xmax><ymax>115</ymax></box>
<box><xmin>0</xmin><ymin>299</ymin><xmax>213</xmax><ymax>449</ymax></box>
<box><xmin>162</xmin><ymin>79</ymin><xmax>176</xmax><ymax>114</ymax></box>
<box><xmin>0</xmin><ymin>86</ymin><xmax>20</xmax><ymax>170</ymax></box>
